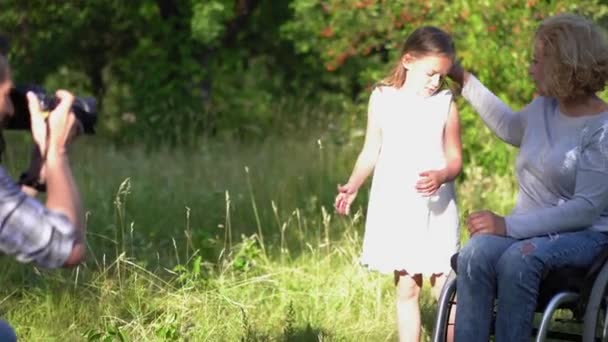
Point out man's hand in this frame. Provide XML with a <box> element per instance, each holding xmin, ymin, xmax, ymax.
<box><xmin>19</xmin><ymin>146</ymin><xmax>47</xmax><ymax>196</ymax></box>
<box><xmin>26</xmin><ymin>91</ymin><xmax>49</xmax><ymax>157</ymax></box>
<box><xmin>46</xmin><ymin>90</ymin><xmax>77</xmax><ymax>151</ymax></box>
<box><xmin>24</xmin><ymin>90</ymin><xmax>80</xmax><ymax>196</ymax></box>
<box><xmin>467</xmin><ymin>210</ymin><xmax>507</xmax><ymax>236</ymax></box>
<box><xmin>26</xmin><ymin>90</ymin><xmax>79</xmax><ymax>153</ymax></box>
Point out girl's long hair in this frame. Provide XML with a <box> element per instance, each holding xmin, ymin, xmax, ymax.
<box><xmin>378</xmin><ymin>26</ymin><xmax>455</xmax><ymax>89</ymax></box>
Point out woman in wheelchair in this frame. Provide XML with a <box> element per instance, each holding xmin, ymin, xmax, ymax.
<box><xmin>447</xmin><ymin>13</ymin><xmax>608</xmax><ymax>342</ymax></box>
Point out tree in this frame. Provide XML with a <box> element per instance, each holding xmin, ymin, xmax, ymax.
<box><xmin>281</xmin><ymin>0</ymin><xmax>608</xmax><ymax>173</ymax></box>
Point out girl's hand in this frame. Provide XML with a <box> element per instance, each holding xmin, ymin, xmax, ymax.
<box><xmin>416</xmin><ymin>170</ymin><xmax>446</xmax><ymax>196</ymax></box>
<box><xmin>335</xmin><ymin>183</ymin><xmax>358</xmax><ymax>215</ymax></box>
<box><xmin>467</xmin><ymin>210</ymin><xmax>506</xmax><ymax>236</ymax></box>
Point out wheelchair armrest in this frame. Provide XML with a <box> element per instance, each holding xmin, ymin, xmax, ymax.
<box><xmin>451</xmin><ymin>253</ymin><xmax>459</xmax><ymax>273</ymax></box>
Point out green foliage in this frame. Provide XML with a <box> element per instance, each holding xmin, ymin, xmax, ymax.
<box><xmin>84</xmin><ymin>325</ymin><xmax>129</xmax><ymax>342</ymax></box>
<box><xmin>191</xmin><ymin>0</ymin><xmax>234</xmax><ymax>45</ymax></box>
<box><xmin>282</xmin><ymin>0</ymin><xmax>607</xmax><ymax>173</ymax></box>
<box><xmin>1</xmin><ymin>1</ymin><xmax>607</xmax><ymax>161</ymax></box>
<box><xmin>230</xmin><ymin>234</ymin><xmax>263</xmax><ymax>273</ymax></box>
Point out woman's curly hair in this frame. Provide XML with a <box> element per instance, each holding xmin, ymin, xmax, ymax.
<box><xmin>535</xmin><ymin>14</ymin><xmax>608</xmax><ymax>101</ymax></box>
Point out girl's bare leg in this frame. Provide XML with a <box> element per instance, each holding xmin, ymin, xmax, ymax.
<box><xmin>395</xmin><ymin>270</ymin><xmax>423</xmax><ymax>342</ymax></box>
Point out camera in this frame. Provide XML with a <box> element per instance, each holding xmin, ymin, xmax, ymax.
<box><xmin>37</xmin><ymin>93</ymin><xmax>60</xmax><ymax>113</ymax></box>
<box><xmin>7</xmin><ymin>84</ymin><xmax>97</xmax><ymax>134</ymax></box>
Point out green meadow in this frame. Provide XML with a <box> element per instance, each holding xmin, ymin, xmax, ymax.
<box><xmin>0</xmin><ymin>131</ymin><xmax>517</xmax><ymax>341</ymax></box>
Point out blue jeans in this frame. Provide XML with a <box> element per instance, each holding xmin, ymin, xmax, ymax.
<box><xmin>0</xmin><ymin>320</ymin><xmax>16</xmax><ymax>342</ymax></box>
<box><xmin>454</xmin><ymin>230</ymin><xmax>608</xmax><ymax>342</ymax></box>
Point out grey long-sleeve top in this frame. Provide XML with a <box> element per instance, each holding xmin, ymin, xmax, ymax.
<box><xmin>463</xmin><ymin>75</ymin><xmax>608</xmax><ymax>239</ymax></box>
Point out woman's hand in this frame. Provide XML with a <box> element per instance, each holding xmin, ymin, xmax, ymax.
<box><xmin>447</xmin><ymin>60</ymin><xmax>470</xmax><ymax>89</ymax></box>
<box><xmin>467</xmin><ymin>210</ymin><xmax>506</xmax><ymax>236</ymax></box>
<box><xmin>335</xmin><ymin>183</ymin><xmax>359</xmax><ymax>215</ymax></box>
<box><xmin>416</xmin><ymin>170</ymin><xmax>447</xmax><ymax>196</ymax></box>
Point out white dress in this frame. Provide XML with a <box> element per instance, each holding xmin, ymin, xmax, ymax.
<box><xmin>360</xmin><ymin>87</ymin><xmax>460</xmax><ymax>276</ymax></box>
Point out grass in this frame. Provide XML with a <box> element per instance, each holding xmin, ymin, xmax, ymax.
<box><xmin>0</xmin><ymin>131</ymin><xmax>518</xmax><ymax>341</ymax></box>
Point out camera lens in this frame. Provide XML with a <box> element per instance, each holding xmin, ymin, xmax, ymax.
<box><xmin>38</xmin><ymin>94</ymin><xmax>58</xmax><ymax>112</ymax></box>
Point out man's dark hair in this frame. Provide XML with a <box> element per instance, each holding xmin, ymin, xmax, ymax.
<box><xmin>0</xmin><ymin>54</ymin><xmax>9</xmax><ymax>84</ymax></box>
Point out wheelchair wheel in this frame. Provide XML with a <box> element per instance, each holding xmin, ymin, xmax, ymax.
<box><xmin>431</xmin><ymin>271</ymin><xmax>456</xmax><ymax>342</ymax></box>
<box><xmin>583</xmin><ymin>261</ymin><xmax>608</xmax><ymax>342</ymax></box>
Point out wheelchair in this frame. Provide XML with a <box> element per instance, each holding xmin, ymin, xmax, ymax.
<box><xmin>432</xmin><ymin>249</ymin><xmax>608</xmax><ymax>342</ymax></box>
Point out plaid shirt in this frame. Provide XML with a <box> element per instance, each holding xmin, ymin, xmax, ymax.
<box><xmin>0</xmin><ymin>167</ymin><xmax>76</xmax><ymax>268</ymax></box>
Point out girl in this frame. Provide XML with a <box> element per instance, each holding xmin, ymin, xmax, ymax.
<box><xmin>335</xmin><ymin>26</ymin><xmax>462</xmax><ymax>342</ymax></box>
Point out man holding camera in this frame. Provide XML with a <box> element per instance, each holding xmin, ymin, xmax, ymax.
<box><xmin>0</xmin><ymin>53</ymin><xmax>85</xmax><ymax>340</ymax></box>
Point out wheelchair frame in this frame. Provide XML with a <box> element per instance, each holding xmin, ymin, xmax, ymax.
<box><xmin>431</xmin><ymin>260</ymin><xmax>608</xmax><ymax>342</ymax></box>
